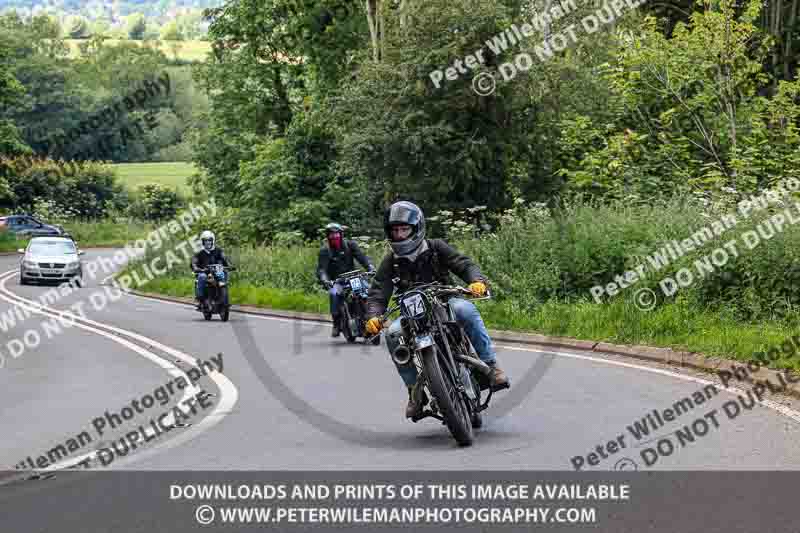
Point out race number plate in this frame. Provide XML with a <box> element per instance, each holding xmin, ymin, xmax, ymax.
<box><xmin>349</xmin><ymin>277</ymin><xmax>362</xmax><ymax>290</ymax></box>
<box><xmin>403</xmin><ymin>293</ymin><xmax>425</xmax><ymax>317</ymax></box>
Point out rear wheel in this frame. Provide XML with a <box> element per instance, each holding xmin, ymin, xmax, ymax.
<box><xmin>422</xmin><ymin>345</ymin><xmax>474</xmax><ymax>446</ymax></box>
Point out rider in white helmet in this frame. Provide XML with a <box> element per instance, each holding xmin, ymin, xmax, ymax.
<box><xmin>191</xmin><ymin>230</ymin><xmax>232</xmax><ymax>309</ymax></box>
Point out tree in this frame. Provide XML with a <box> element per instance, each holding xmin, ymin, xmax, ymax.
<box><xmin>160</xmin><ymin>21</ymin><xmax>183</xmax><ymax>41</ymax></box>
<box><xmin>65</xmin><ymin>15</ymin><xmax>90</xmax><ymax>39</ymax></box>
<box><xmin>126</xmin><ymin>13</ymin><xmax>147</xmax><ymax>40</ymax></box>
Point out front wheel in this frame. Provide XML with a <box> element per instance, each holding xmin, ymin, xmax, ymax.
<box><xmin>422</xmin><ymin>345</ymin><xmax>474</xmax><ymax>446</ymax></box>
<box><xmin>341</xmin><ymin>305</ymin><xmax>356</xmax><ymax>343</ymax></box>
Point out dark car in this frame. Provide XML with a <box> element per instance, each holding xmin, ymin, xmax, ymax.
<box><xmin>0</xmin><ymin>215</ymin><xmax>63</xmax><ymax>237</ymax></box>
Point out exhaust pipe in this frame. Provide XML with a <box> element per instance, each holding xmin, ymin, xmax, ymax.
<box><xmin>392</xmin><ymin>344</ymin><xmax>412</xmax><ymax>366</ymax></box>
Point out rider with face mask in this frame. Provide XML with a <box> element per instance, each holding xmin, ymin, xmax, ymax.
<box><xmin>191</xmin><ymin>230</ymin><xmax>232</xmax><ymax>309</ymax></box>
<box><xmin>364</xmin><ymin>201</ymin><xmax>510</xmax><ymax>419</ymax></box>
<box><xmin>317</xmin><ymin>223</ymin><xmax>376</xmax><ymax>337</ymax></box>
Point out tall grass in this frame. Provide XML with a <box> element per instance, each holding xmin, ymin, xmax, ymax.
<box><xmin>0</xmin><ymin>231</ymin><xmax>26</xmax><ymax>253</ymax></box>
<box><xmin>66</xmin><ymin>220</ymin><xmax>155</xmax><ymax>248</ymax></box>
<box><xmin>124</xmin><ymin>193</ymin><xmax>800</xmax><ymax>368</ymax></box>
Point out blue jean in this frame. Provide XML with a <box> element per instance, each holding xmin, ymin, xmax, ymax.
<box><xmin>384</xmin><ymin>297</ymin><xmax>497</xmax><ymax>387</ymax></box>
<box><xmin>329</xmin><ymin>281</ymin><xmax>345</xmax><ymax>318</ymax></box>
<box><xmin>195</xmin><ymin>271</ymin><xmax>226</xmax><ymax>299</ymax></box>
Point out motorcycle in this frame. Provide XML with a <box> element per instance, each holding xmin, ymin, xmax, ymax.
<box><xmin>333</xmin><ymin>269</ymin><xmax>380</xmax><ymax>344</ymax></box>
<box><xmin>371</xmin><ymin>282</ymin><xmax>507</xmax><ymax>446</ymax></box>
<box><xmin>196</xmin><ymin>264</ymin><xmax>235</xmax><ymax>322</ymax></box>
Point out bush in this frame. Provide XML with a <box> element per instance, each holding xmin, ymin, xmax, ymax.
<box><xmin>0</xmin><ymin>156</ymin><xmax>124</xmax><ymax>218</ymax></box>
<box><xmin>127</xmin><ymin>183</ymin><xmax>184</xmax><ymax>221</ymax></box>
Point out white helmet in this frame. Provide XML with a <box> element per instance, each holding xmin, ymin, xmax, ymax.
<box><xmin>200</xmin><ymin>230</ymin><xmax>215</xmax><ymax>252</ymax></box>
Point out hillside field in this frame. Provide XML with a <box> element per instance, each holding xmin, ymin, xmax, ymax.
<box><xmin>64</xmin><ymin>38</ymin><xmax>211</xmax><ymax>62</ymax></box>
<box><xmin>111</xmin><ymin>161</ymin><xmax>196</xmax><ymax>193</ymax></box>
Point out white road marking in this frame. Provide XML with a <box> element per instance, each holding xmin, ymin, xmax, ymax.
<box><xmin>0</xmin><ymin>269</ymin><xmax>239</xmax><ymax>472</ymax></box>
<box><xmin>133</xmin><ymin>287</ymin><xmax>800</xmax><ymax>423</ymax></box>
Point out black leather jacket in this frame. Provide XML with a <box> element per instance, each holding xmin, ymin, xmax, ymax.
<box><xmin>191</xmin><ymin>248</ymin><xmax>230</xmax><ymax>273</ymax></box>
<box><xmin>366</xmin><ymin>239</ymin><xmax>486</xmax><ymax>317</ymax></box>
<box><xmin>317</xmin><ymin>240</ymin><xmax>374</xmax><ymax>284</ymax></box>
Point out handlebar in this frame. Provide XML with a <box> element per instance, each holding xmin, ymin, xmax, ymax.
<box><xmin>332</xmin><ymin>269</ymin><xmax>376</xmax><ymax>284</ymax></box>
<box><xmin>377</xmin><ymin>283</ymin><xmax>492</xmax><ymax>323</ymax></box>
<box><xmin>199</xmin><ymin>264</ymin><xmax>235</xmax><ymax>273</ymax></box>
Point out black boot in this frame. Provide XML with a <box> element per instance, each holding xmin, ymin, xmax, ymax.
<box><xmin>331</xmin><ymin>315</ymin><xmax>341</xmax><ymax>337</ymax></box>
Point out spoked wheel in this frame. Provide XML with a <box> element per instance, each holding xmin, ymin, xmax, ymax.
<box><xmin>421</xmin><ymin>345</ymin><xmax>474</xmax><ymax>446</ymax></box>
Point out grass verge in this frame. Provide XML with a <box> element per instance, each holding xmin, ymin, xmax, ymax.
<box><xmin>66</xmin><ymin>220</ymin><xmax>154</xmax><ymax>248</ymax></box>
<box><xmin>0</xmin><ymin>231</ymin><xmax>27</xmax><ymax>253</ymax></box>
<box><xmin>136</xmin><ymin>275</ymin><xmax>800</xmax><ymax>372</ymax></box>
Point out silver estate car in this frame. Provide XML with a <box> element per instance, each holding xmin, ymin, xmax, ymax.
<box><xmin>18</xmin><ymin>237</ymin><xmax>85</xmax><ymax>286</ymax></box>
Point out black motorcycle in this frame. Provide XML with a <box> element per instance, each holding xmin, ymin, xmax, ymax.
<box><xmin>333</xmin><ymin>269</ymin><xmax>379</xmax><ymax>344</ymax></box>
<box><xmin>373</xmin><ymin>282</ymin><xmax>507</xmax><ymax>446</ymax></box>
<box><xmin>196</xmin><ymin>264</ymin><xmax>235</xmax><ymax>322</ymax></box>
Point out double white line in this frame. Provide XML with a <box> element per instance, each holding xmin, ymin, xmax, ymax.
<box><xmin>0</xmin><ymin>268</ymin><xmax>238</xmax><ymax>474</ymax></box>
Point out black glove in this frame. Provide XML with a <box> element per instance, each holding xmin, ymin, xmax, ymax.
<box><xmin>323</xmin><ymin>280</ymin><xmax>334</xmax><ymax>289</ymax></box>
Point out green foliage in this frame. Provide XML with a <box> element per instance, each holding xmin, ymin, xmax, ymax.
<box><xmin>127</xmin><ymin>182</ymin><xmax>184</xmax><ymax>221</ymax></box>
<box><xmin>160</xmin><ymin>21</ymin><xmax>183</xmax><ymax>41</ymax></box>
<box><xmin>331</xmin><ymin>0</ymin><xmax>528</xmax><ymax>215</ymax></box>
<box><xmin>126</xmin><ymin>13</ymin><xmax>147</xmax><ymax>40</ymax></box>
<box><xmin>235</xmin><ymin>114</ymin><xmax>369</xmax><ymax>242</ymax></box>
<box><xmin>64</xmin><ymin>15</ymin><xmax>89</xmax><ymax>39</ymax></box>
<box><xmin>556</xmin><ymin>0</ymin><xmax>800</xmax><ymax>203</ymax></box>
<box><xmin>0</xmin><ymin>155</ymin><xmax>125</xmax><ymax>218</ymax></box>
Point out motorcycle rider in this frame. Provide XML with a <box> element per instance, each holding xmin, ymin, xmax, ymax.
<box><xmin>316</xmin><ymin>223</ymin><xmax>376</xmax><ymax>337</ymax></box>
<box><xmin>191</xmin><ymin>230</ymin><xmax>232</xmax><ymax>310</ymax></box>
<box><xmin>364</xmin><ymin>201</ymin><xmax>510</xmax><ymax>419</ymax></box>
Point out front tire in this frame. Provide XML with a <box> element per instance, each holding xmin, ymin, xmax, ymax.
<box><xmin>422</xmin><ymin>345</ymin><xmax>474</xmax><ymax>446</ymax></box>
<box><xmin>341</xmin><ymin>306</ymin><xmax>356</xmax><ymax>343</ymax></box>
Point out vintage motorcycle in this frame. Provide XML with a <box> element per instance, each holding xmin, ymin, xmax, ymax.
<box><xmin>333</xmin><ymin>269</ymin><xmax>379</xmax><ymax>344</ymax></box>
<box><xmin>196</xmin><ymin>263</ymin><xmax>235</xmax><ymax>322</ymax></box>
<box><xmin>372</xmin><ymin>282</ymin><xmax>507</xmax><ymax>446</ymax></box>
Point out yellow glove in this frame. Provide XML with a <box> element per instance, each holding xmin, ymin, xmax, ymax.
<box><xmin>365</xmin><ymin>317</ymin><xmax>383</xmax><ymax>335</ymax></box>
<box><xmin>468</xmin><ymin>281</ymin><xmax>487</xmax><ymax>297</ymax></box>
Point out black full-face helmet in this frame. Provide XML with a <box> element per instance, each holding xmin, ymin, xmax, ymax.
<box><xmin>384</xmin><ymin>201</ymin><xmax>426</xmax><ymax>256</ymax></box>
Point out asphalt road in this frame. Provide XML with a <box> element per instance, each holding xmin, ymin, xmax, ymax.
<box><xmin>4</xmin><ymin>248</ymin><xmax>800</xmax><ymax>533</ymax></box>
<box><xmin>1</xmin><ymin>248</ymin><xmax>800</xmax><ymax>474</ymax></box>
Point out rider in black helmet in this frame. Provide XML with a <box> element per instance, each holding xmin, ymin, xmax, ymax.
<box><xmin>364</xmin><ymin>201</ymin><xmax>510</xmax><ymax>419</ymax></box>
<box><xmin>316</xmin><ymin>222</ymin><xmax>376</xmax><ymax>337</ymax></box>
